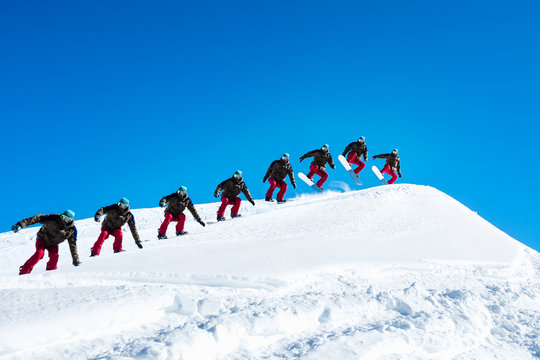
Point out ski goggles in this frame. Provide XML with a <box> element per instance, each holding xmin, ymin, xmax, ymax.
<box><xmin>177</xmin><ymin>189</ymin><xmax>187</xmax><ymax>196</ymax></box>
<box><xmin>60</xmin><ymin>214</ymin><xmax>73</xmax><ymax>223</ymax></box>
<box><xmin>118</xmin><ymin>201</ymin><xmax>129</xmax><ymax>209</ymax></box>
<box><xmin>233</xmin><ymin>173</ymin><xmax>242</xmax><ymax>179</ymax></box>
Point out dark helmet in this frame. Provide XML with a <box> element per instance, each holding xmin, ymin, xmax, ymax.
<box><xmin>391</xmin><ymin>148</ymin><xmax>398</xmax><ymax>156</ymax></box>
<box><xmin>358</xmin><ymin>136</ymin><xmax>366</xmax><ymax>143</ymax></box>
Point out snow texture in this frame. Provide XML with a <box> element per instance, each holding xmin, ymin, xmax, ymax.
<box><xmin>0</xmin><ymin>184</ymin><xmax>538</xmax><ymax>359</ymax></box>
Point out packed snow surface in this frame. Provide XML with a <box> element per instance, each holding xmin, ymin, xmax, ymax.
<box><xmin>0</xmin><ymin>184</ymin><xmax>538</xmax><ymax>359</ymax></box>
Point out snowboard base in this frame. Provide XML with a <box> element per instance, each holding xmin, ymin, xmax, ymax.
<box><xmin>298</xmin><ymin>172</ymin><xmax>323</xmax><ymax>193</ymax></box>
<box><xmin>338</xmin><ymin>155</ymin><xmax>362</xmax><ymax>185</ymax></box>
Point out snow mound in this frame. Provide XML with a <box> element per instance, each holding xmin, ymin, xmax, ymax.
<box><xmin>0</xmin><ymin>184</ymin><xmax>538</xmax><ymax>359</ymax></box>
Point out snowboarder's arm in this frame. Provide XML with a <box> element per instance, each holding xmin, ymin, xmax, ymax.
<box><xmin>95</xmin><ymin>204</ymin><xmax>115</xmax><ymax>217</ymax></box>
<box><xmin>263</xmin><ymin>161</ymin><xmax>275</xmax><ymax>182</ymax></box>
<box><xmin>328</xmin><ymin>154</ymin><xmax>335</xmax><ymax>169</ymax></box>
<box><xmin>299</xmin><ymin>151</ymin><xmax>316</xmax><ymax>161</ymax></box>
<box><xmin>288</xmin><ymin>167</ymin><xmax>296</xmax><ymax>187</ymax></box>
<box><xmin>160</xmin><ymin>193</ymin><xmax>175</xmax><ymax>207</ymax></box>
<box><xmin>127</xmin><ymin>213</ymin><xmax>141</xmax><ymax>243</ymax></box>
<box><xmin>241</xmin><ymin>184</ymin><xmax>254</xmax><ymax>202</ymax></box>
<box><xmin>341</xmin><ymin>143</ymin><xmax>353</xmax><ymax>157</ymax></box>
<box><xmin>397</xmin><ymin>158</ymin><xmax>402</xmax><ymax>177</ymax></box>
<box><xmin>372</xmin><ymin>153</ymin><xmax>390</xmax><ymax>160</ymax></box>
<box><xmin>187</xmin><ymin>199</ymin><xmax>202</xmax><ymax>222</ymax></box>
<box><xmin>67</xmin><ymin>226</ymin><xmax>80</xmax><ymax>265</ymax></box>
<box><xmin>214</xmin><ymin>179</ymin><xmax>229</xmax><ymax>197</ymax></box>
<box><xmin>363</xmin><ymin>147</ymin><xmax>368</xmax><ymax>161</ymax></box>
<box><xmin>18</xmin><ymin>214</ymin><xmax>55</xmax><ymax>228</ymax></box>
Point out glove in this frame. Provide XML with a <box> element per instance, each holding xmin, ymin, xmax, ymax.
<box><xmin>136</xmin><ymin>241</ymin><xmax>143</xmax><ymax>249</ymax></box>
<box><xmin>198</xmin><ymin>219</ymin><xmax>206</xmax><ymax>227</ymax></box>
<box><xmin>159</xmin><ymin>200</ymin><xmax>166</xmax><ymax>208</ymax></box>
<box><xmin>399</xmin><ymin>174</ymin><xmax>402</xmax><ymax>178</ymax></box>
<box><xmin>73</xmin><ymin>260</ymin><xmax>81</xmax><ymax>266</ymax></box>
<box><xmin>249</xmin><ymin>199</ymin><xmax>255</xmax><ymax>206</ymax></box>
<box><xmin>262</xmin><ymin>177</ymin><xmax>267</xmax><ymax>183</ymax></box>
<box><xmin>299</xmin><ymin>157</ymin><xmax>304</xmax><ymax>162</ymax></box>
<box><xmin>330</xmin><ymin>165</ymin><xmax>336</xmax><ymax>169</ymax></box>
<box><xmin>371</xmin><ymin>156</ymin><xmax>375</xmax><ymax>160</ymax></box>
<box><xmin>94</xmin><ymin>214</ymin><xmax>102</xmax><ymax>222</ymax></box>
<box><xmin>214</xmin><ymin>191</ymin><xmax>220</xmax><ymax>198</ymax></box>
<box><xmin>12</xmin><ymin>223</ymin><xmax>21</xmax><ymax>233</ymax></box>
<box><xmin>292</xmin><ymin>183</ymin><xmax>297</xmax><ymax>189</ymax></box>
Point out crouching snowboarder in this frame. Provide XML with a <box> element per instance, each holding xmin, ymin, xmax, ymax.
<box><xmin>12</xmin><ymin>209</ymin><xmax>80</xmax><ymax>275</ymax></box>
<box><xmin>342</xmin><ymin>136</ymin><xmax>368</xmax><ymax>175</ymax></box>
<box><xmin>263</xmin><ymin>153</ymin><xmax>296</xmax><ymax>203</ymax></box>
<box><xmin>157</xmin><ymin>186</ymin><xmax>205</xmax><ymax>239</ymax></box>
<box><xmin>372</xmin><ymin>149</ymin><xmax>402</xmax><ymax>184</ymax></box>
<box><xmin>214</xmin><ymin>170</ymin><xmax>255</xmax><ymax>221</ymax></box>
<box><xmin>299</xmin><ymin>144</ymin><xmax>335</xmax><ymax>189</ymax></box>
<box><xmin>91</xmin><ymin>198</ymin><xmax>143</xmax><ymax>256</ymax></box>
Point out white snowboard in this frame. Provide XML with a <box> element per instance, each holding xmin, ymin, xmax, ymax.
<box><xmin>338</xmin><ymin>155</ymin><xmax>362</xmax><ymax>185</ymax></box>
<box><xmin>298</xmin><ymin>172</ymin><xmax>323</xmax><ymax>193</ymax></box>
<box><xmin>371</xmin><ymin>166</ymin><xmax>388</xmax><ymax>185</ymax></box>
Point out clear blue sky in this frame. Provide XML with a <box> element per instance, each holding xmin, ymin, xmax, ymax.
<box><xmin>1</xmin><ymin>1</ymin><xmax>539</xmax><ymax>251</ymax></box>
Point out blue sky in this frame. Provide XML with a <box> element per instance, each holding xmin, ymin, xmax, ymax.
<box><xmin>1</xmin><ymin>1</ymin><xmax>539</xmax><ymax>251</ymax></box>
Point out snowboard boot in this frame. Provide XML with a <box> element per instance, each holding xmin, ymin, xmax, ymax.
<box><xmin>231</xmin><ymin>214</ymin><xmax>242</xmax><ymax>219</ymax></box>
<box><xmin>276</xmin><ymin>199</ymin><xmax>287</xmax><ymax>204</ymax></box>
<box><xmin>114</xmin><ymin>250</ymin><xmax>126</xmax><ymax>254</ymax></box>
<box><xmin>19</xmin><ymin>266</ymin><xmax>23</xmax><ymax>275</ymax></box>
<box><xmin>217</xmin><ymin>215</ymin><xmax>226</xmax><ymax>222</ymax></box>
<box><xmin>157</xmin><ymin>233</ymin><xmax>167</xmax><ymax>240</ymax></box>
<box><xmin>90</xmin><ymin>250</ymin><xmax>98</xmax><ymax>257</ymax></box>
<box><xmin>265</xmin><ymin>197</ymin><xmax>274</xmax><ymax>202</ymax></box>
<box><xmin>176</xmin><ymin>231</ymin><xmax>188</xmax><ymax>236</ymax></box>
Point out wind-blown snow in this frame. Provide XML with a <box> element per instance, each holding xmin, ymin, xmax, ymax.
<box><xmin>0</xmin><ymin>184</ymin><xmax>538</xmax><ymax>359</ymax></box>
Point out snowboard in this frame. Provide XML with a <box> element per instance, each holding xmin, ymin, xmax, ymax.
<box><xmin>371</xmin><ymin>166</ymin><xmax>388</xmax><ymax>185</ymax></box>
<box><xmin>298</xmin><ymin>172</ymin><xmax>323</xmax><ymax>193</ymax></box>
<box><xmin>338</xmin><ymin>155</ymin><xmax>362</xmax><ymax>185</ymax></box>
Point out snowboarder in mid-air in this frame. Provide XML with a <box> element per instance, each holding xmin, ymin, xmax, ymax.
<box><xmin>91</xmin><ymin>198</ymin><xmax>143</xmax><ymax>256</ymax></box>
<box><xmin>263</xmin><ymin>153</ymin><xmax>296</xmax><ymax>203</ymax></box>
<box><xmin>299</xmin><ymin>144</ymin><xmax>335</xmax><ymax>189</ymax></box>
<box><xmin>342</xmin><ymin>136</ymin><xmax>368</xmax><ymax>175</ymax></box>
<box><xmin>372</xmin><ymin>149</ymin><xmax>402</xmax><ymax>184</ymax></box>
<box><xmin>157</xmin><ymin>186</ymin><xmax>205</xmax><ymax>239</ymax></box>
<box><xmin>214</xmin><ymin>170</ymin><xmax>255</xmax><ymax>221</ymax></box>
<box><xmin>12</xmin><ymin>209</ymin><xmax>80</xmax><ymax>275</ymax></box>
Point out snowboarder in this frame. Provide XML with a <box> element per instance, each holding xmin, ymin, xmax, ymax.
<box><xmin>299</xmin><ymin>144</ymin><xmax>335</xmax><ymax>189</ymax></box>
<box><xmin>372</xmin><ymin>149</ymin><xmax>402</xmax><ymax>184</ymax></box>
<box><xmin>157</xmin><ymin>186</ymin><xmax>205</xmax><ymax>239</ymax></box>
<box><xmin>342</xmin><ymin>136</ymin><xmax>368</xmax><ymax>175</ymax></box>
<box><xmin>263</xmin><ymin>153</ymin><xmax>296</xmax><ymax>203</ymax></box>
<box><xmin>91</xmin><ymin>198</ymin><xmax>143</xmax><ymax>256</ymax></box>
<box><xmin>214</xmin><ymin>170</ymin><xmax>255</xmax><ymax>221</ymax></box>
<box><xmin>11</xmin><ymin>209</ymin><xmax>80</xmax><ymax>275</ymax></box>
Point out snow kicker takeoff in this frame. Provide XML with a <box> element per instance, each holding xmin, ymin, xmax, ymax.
<box><xmin>263</xmin><ymin>153</ymin><xmax>296</xmax><ymax>203</ymax></box>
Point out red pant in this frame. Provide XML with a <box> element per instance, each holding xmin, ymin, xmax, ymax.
<box><xmin>347</xmin><ymin>153</ymin><xmax>366</xmax><ymax>174</ymax></box>
<box><xmin>266</xmin><ymin>178</ymin><xmax>288</xmax><ymax>200</ymax></box>
<box><xmin>218</xmin><ymin>197</ymin><xmax>241</xmax><ymax>217</ymax></box>
<box><xmin>92</xmin><ymin>226</ymin><xmax>123</xmax><ymax>255</ymax></box>
<box><xmin>159</xmin><ymin>212</ymin><xmax>186</xmax><ymax>235</ymax></box>
<box><xmin>381</xmin><ymin>164</ymin><xmax>398</xmax><ymax>184</ymax></box>
<box><xmin>307</xmin><ymin>164</ymin><xmax>328</xmax><ymax>187</ymax></box>
<box><xmin>20</xmin><ymin>238</ymin><xmax>59</xmax><ymax>274</ymax></box>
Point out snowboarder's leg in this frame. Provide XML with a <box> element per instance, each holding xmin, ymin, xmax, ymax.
<box><xmin>112</xmin><ymin>228</ymin><xmax>124</xmax><ymax>252</ymax></box>
<box><xmin>45</xmin><ymin>244</ymin><xmax>59</xmax><ymax>271</ymax></box>
<box><xmin>92</xmin><ymin>227</ymin><xmax>110</xmax><ymax>255</ymax></box>
<box><xmin>276</xmin><ymin>180</ymin><xmax>288</xmax><ymax>201</ymax></box>
<box><xmin>315</xmin><ymin>169</ymin><xmax>328</xmax><ymax>188</ymax></box>
<box><xmin>175</xmin><ymin>213</ymin><xmax>186</xmax><ymax>233</ymax></box>
<box><xmin>347</xmin><ymin>153</ymin><xmax>365</xmax><ymax>174</ymax></box>
<box><xmin>19</xmin><ymin>239</ymin><xmax>46</xmax><ymax>274</ymax></box>
<box><xmin>217</xmin><ymin>197</ymin><xmax>230</xmax><ymax>217</ymax></box>
<box><xmin>307</xmin><ymin>164</ymin><xmax>318</xmax><ymax>180</ymax></box>
<box><xmin>158</xmin><ymin>213</ymin><xmax>174</xmax><ymax>236</ymax></box>
<box><xmin>231</xmin><ymin>197</ymin><xmax>242</xmax><ymax>216</ymax></box>
<box><xmin>266</xmin><ymin>178</ymin><xmax>278</xmax><ymax>199</ymax></box>
<box><xmin>387</xmin><ymin>170</ymin><xmax>398</xmax><ymax>184</ymax></box>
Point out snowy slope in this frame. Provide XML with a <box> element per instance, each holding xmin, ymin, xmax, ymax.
<box><xmin>0</xmin><ymin>184</ymin><xmax>538</xmax><ymax>360</ymax></box>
